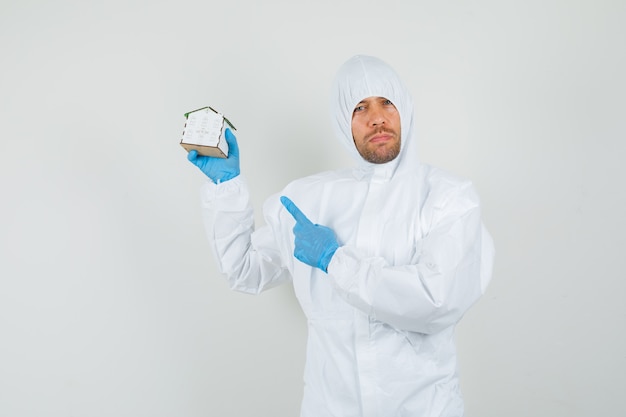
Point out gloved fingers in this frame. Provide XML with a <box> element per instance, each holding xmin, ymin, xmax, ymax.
<box><xmin>280</xmin><ymin>196</ymin><xmax>313</xmax><ymax>226</ymax></box>
<box><xmin>293</xmin><ymin>224</ymin><xmax>318</xmax><ymax>245</ymax></box>
<box><xmin>224</xmin><ymin>128</ymin><xmax>240</xmax><ymax>158</ymax></box>
<box><xmin>187</xmin><ymin>149</ymin><xmax>199</xmax><ymax>162</ymax></box>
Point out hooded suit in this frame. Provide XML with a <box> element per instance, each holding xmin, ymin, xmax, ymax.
<box><xmin>200</xmin><ymin>55</ymin><xmax>494</xmax><ymax>417</ymax></box>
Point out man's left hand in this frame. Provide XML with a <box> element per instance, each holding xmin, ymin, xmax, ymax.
<box><xmin>281</xmin><ymin>196</ymin><xmax>339</xmax><ymax>273</ymax></box>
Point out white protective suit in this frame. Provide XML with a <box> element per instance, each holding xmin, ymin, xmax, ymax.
<box><xmin>200</xmin><ymin>55</ymin><xmax>495</xmax><ymax>417</ymax></box>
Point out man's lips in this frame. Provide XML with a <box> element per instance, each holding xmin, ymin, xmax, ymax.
<box><xmin>367</xmin><ymin>131</ymin><xmax>395</xmax><ymax>143</ymax></box>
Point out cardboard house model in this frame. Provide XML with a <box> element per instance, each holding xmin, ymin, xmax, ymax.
<box><xmin>180</xmin><ymin>106</ymin><xmax>236</xmax><ymax>158</ymax></box>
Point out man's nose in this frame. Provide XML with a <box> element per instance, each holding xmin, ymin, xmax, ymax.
<box><xmin>370</xmin><ymin>107</ymin><xmax>385</xmax><ymax>126</ymax></box>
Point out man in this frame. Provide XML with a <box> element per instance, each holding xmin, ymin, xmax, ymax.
<box><xmin>187</xmin><ymin>55</ymin><xmax>494</xmax><ymax>417</ymax></box>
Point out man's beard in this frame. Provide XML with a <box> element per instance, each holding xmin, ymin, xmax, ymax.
<box><xmin>358</xmin><ymin>130</ymin><xmax>401</xmax><ymax>164</ymax></box>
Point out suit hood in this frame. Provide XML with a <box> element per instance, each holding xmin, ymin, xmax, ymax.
<box><xmin>329</xmin><ymin>55</ymin><xmax>418</xmax><ymax>178</ymax></box>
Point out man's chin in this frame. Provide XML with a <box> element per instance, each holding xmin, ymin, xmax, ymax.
<box><xmin>361</xmin><ymin>147</ymin><xmax>400</xmax><ymax>164</ymax></box>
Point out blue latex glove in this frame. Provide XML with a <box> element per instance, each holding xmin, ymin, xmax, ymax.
<box><xmin>187</xmin><ymin>128</ymin><xmax>240</xmax><ymax>183</ymax></box>
<box><xmin>280</xmin><ymin>196</ymin><xmax>339</xmax><ymax>273</ymax></box>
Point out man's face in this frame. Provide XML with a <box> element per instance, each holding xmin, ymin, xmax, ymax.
<box><xmin>351</xmin><ymin>96</ymin><xmax>401</xmax><ymax>164</ymax></box>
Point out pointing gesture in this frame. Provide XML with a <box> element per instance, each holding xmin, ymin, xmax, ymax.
<box><xmin>280</xmin><ymin>196</ymin><xmax>339</xmax><ymax>272</ymax></box>
<box><xmin>281</xmin><ymin>195</ymin><xmax>314</xmax><ymax>226</ymax></box>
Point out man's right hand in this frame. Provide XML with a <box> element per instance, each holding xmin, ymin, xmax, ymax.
<box><xmin>187</xmin><ymin>128</ymin><xmax>240</xmax><ymax>183</ymax></box>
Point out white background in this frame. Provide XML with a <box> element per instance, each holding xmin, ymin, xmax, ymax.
<box><xmin>1</xmin><ymin>1</ymin><xmax>624</xmax><ymax>416</ymax></box>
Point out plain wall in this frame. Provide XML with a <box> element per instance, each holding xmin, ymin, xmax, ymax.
<box><xmin>1</xmin><ymin>1</ymin><xmax>624</xmax><ymax>416</ymax></box>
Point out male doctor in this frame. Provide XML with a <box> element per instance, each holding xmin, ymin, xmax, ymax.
<box><xmin>187</xmin><ymin>55</ymin><xmax>494</xmax><ymax>417</ymax></box>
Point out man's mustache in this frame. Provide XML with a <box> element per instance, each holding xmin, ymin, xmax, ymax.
<box><xmin>366</xmin><ymin>128</ymin><xmax>397</xmax><ymax>141</ymax></box>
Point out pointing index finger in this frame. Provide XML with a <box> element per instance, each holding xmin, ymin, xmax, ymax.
<box><xmin>280</xmin><ymin>196</ymin><xmax>312</xmax><ymax>226</ymax></box>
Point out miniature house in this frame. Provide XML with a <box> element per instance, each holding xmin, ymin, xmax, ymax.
<box><xmin>180</xmin><ymin>106</ymin><xmax>236</xmax><ymax>158</ymax></box>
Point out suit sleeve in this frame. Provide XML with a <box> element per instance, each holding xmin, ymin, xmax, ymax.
<box><xmin>201</xmin><ymin>176</ymin><xmax>292</xmax><ymax>294</ymax></box>
<box><xmin>327</xmin><ymin>183</ymin><xmax>495</xmax><ymax>334</ymax></box>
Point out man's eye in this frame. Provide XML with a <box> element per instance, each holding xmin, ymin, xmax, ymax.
<box><xmin>384</xmin><ymin>99</ymin><xmax>393</xmax><ymax>105</ymax></box>
<box><xmin>354</xmin><ymin>106</ymin><xmax>365</xmax><ymax>112</ymax></box>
